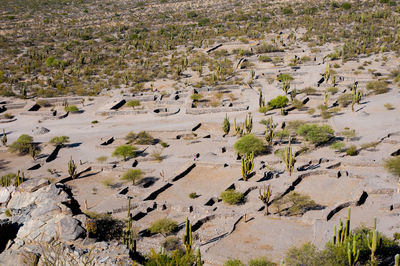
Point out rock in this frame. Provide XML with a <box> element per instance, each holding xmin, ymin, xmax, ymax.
<box><xmin>17</xmin><ymin>178</ymin><xmax>49</xmax><ymax>193</ymax></box>
<box><xmin>0</xmin><ymin>187</ymin><xmax>13</xmax><ymax>204</ymax></box>
<box><xmin>58</xmin><ymin>216</ymin><xmax>85</xmax><ymax>241</ymax></box>
<box><xmin>32</xmin><ymin>127</ymin><xmax>50</xmax><ymax>135</ymax></box>
<box><xmin>7</xmin><ymin>191</ymin><xmax>37</xmax><ymax>209</ymax></box>
<box><xmin>30</xmin><ymin>200</ymin><xmax>61</xmax><ymax>217</ymax></box>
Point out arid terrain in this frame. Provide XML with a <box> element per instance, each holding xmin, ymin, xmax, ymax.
<box><xmin>0</xmin><ymin>0</ymin><xmax>400</xmax><ymax>265</ymax></box>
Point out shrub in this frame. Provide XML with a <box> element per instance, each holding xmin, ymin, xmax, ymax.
<box><xmin>248</xmin><ymin>257</ymin><xmax>275</xmax><ymax>266</ymax></box>
<box><xmin>146</xmin><ymin>249</ymin><xmax>195</xmax><ymax>265</ymax></box>
<box><xmin>121</xmin><ymin>169</ymin><xmax>144</xmax><ymax>185</ymax></box>
<box><xmin>258</xmin><ymin>55</ymin><xmax>272</xmax><ymax>62</ymax></box>
<box><xmin>49</xmin><ymin>136</ymin><xmax>70</xmax><ymax>146</ymax></box>
<box><xmin>366</xmin><ymin>80</ymin><xmax>388</xmax><ymax>94</ymax></box>
<box><xmin>96</xmin><ymin>156</ymin><xmax>108</xmax><ymax>163</ymax></box>
<box><xmin>326</xmin><ymin>87</ymin><xmax>338</xmax><ymax>95</ymax></box>
<box><xmin>337</xmin><ymin>93</ymin><xmax>353</xmax><ymax>107</ymax></box>
<box><xmin>300</xmin><ymin>87</ymin><xmax>318</xmax><ymax>95</ymax></box>
<box><xmin>297</xmin><ymin>124</ymin><xmax>334</xmax><ymax>144</ymax></box>
<box><xmin>8</xmin><ymin>134</ymin><xmax>33</xmax><ymax>155</ymax></box>
<box><xmin>277</xmin><ymin>73</ymin><xmax>294</xmax><ymax>82</ymax></box>
<box><xmin>224</xmin><ymin>259</ymin><xmax>245</xmax><ymax>266</ymax></box>
<box><xmin>136</xmin><ymin>131</ymin><xmax>155</xmax><ymax>145</ymax></box>
<box><xmin>384</xmin><ymin>156</ymin><xmax>400</xmax><ymax>176</ymax></box>
<box><xmin>149</xmin><ymin>218</ymin><xmax>178</xmax><ymax>236</ymax></box>
<box><xmin>126</xmin><ymin>100</ymin><xmax>141</xmax><ymax>108</ymax></box>
<box><xmin>285</xmin><ymin>243</ymin><xmax>323</xmax><ymax>266</ymax></box>
<box><xmin>4</xmin><ymin>209</ymin><xmax>11</xmax><ymax>217</ymax></box>
<box><xmin>112</xmin><ymin>145</ymin><xmax>136</xmax><ymax>161</ymax></box>
<box><xmin>330</xmin><ymin>142</ymin><xmax>346</xmax><ymax>152</ymax></box>
<box><xmin>342</xmin><ymin>2</ymin><xmax>352</xmax><ymax>9</ymax></box>
<box><xmin>384</xmin><ymin>103</ymin><xmax>394</xmax><ymax>110</ymax></box>
<box><xmin>273</xmin><ymin>192</ymin><xmax>319</xmax><ymax>216</ymax></box>
<box><xmin>220</xmin><ymin>189</ymin><xmax>244</xmax><ymax>205</ymax></box>
<box><xmin>267</xmin><ymin>95</ymin><xmax>289</xmax><ymax>109</ymax></box>
<box><xmin>190</xmin><ymin>93</ymin><xmax>203</xmax><ymax>102</ymax></box>
<box><xmin>64</xmin><ymin>105</ymin><xmax>79</xmax><ymax>112</ymax></box>
<box><xmin>101</xmin><ymin>177</ymin><xmax>114</xmax><ymax>188</ymax></box>
<box><xmin>151</xmin><ymin>149</ymin><xmax>163</xmax><ymax>162</ymax></box>
<box><xmin>234</xmin><ymin>134</ymin><xmax>266</xmax><ymax>155</ymax></box>
<box><xmin>161</xmin><ymin>236</ymin><xmax>182</xmax><ymax>252</ymax></box>
<box><xmin>346</xmin><ymin>145</ymin><xmax>358</xmax><ymax>156</ymax></box>
<box><xmin>189</xmin><ymin>192</ymin><xmax>197</xmax><ymax>199</ymax></box>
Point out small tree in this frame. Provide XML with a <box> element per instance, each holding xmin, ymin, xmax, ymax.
<box><xmin>49</xmin><ymin>136</ymin><xmax>70</xmax><ymax>146</ymax></box>
<box><xmin>8</xmin><ymin>134</ymin><xmax>34</xmax><ymax>155</ymax></box>
<box><xmin>112</xmin><ymin>145</ymin><xmax>136</xmax><ymax>161</ymax></box>
<box><xmin>121</xmin><ymin>169</ymin><xmax>144</xmax><ymax>185</ymax></box>
<box><xmin>234</xmin><ymin>134</ymin><xmax>265</xmax><ymax>155</ymax></box>
<box><xmin>126</xmin><ymin>100</ymin><xmax>141</xmax><ymax>109</ymax></box>
<box><xmin>223</xmin><ymin>114</ymin><xmax>230</xmax><ymax>135</ymax></box>
<box><xmin>149</xmin><ymin>218</ymin><xmax>178</xmax><ymax>237</ymax></box>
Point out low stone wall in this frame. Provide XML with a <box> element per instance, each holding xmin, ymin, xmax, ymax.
<box><xmin>186</xmin><ymin>106</ymin><xmax>249</xmax><ymax>115</ymax></box>
<box><xmin>95</xmin><ymin>110</ymin><xmax>148</xmax><ymax>116</ymax></box>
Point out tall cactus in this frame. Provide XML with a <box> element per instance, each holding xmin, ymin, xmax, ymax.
<box><xmin>259</xmin><ymin>89</ymin><xmax>265</xmax><ymax>108</ymax></box>
<box><xmin>259</xmin><ymin>184</ymin><xmax>272</xmax><ymax>215</ymax></box>
<box><xmin>324</xmin><ymin>63</ymin><xmax>331</xmax><ymax>83</ymax></box>
<box><xmin>347</xmin><ymin>234</ymin><xmax>360</xmax><ymax>266</ymax></box>
<box><xmin>265</xmin><ymin>117</ymin><xmax>277</xmax><ymax>145</ymax></box>
<box><xmin>196</xmin><ymin>247</ymin><xmax>202</xmax><ymax>266</ymax></box>
<box><xmin>324</xmin><ymin>91</ymin><xmax>329</xmax><ymax>107</ymax></box>
<box><xmin>68</xmin><ymin>156</ymin><xmax>77</xmax><ymax>179</ymax></box>
<box><xmin>241</xmin><ymin>152</ymin><xmax>254</xmax><ymax>181</ymax></box>
<box><xmin>333</xmin><ymin>208</ymin><xmax>351</xmax><ymax>247</ymax></box>
<box><xmin>395</xmin><ymin>254</ymin><xmax>399</xmax><ymax>266</ymax></box>
<box><xmin>367</xmin><ymin>217</ymin><xmax>379</xmax><ymax>265</ymax></box>
<box><xmin>244</xmin><ymin>113</ymin><xmax>253</xmax><ymax>134</ymax></box>
<box><xmin>283</xmin><ymin>137</ymin><xmax>295</xmax><ymax>176</ymax></box>
<box><xmin>234</xmin><ymin>118</ymin><xmax>243</xmax><ymax>136</ymax></box>
<box><xmin>351</xmin><ymin>82</ymin><xmax>362</xmax><ymax>112</ymax></box>
<box><xmin>1</xmin><ymin>129</ymin><xmax>7</xmax><ymax>146</ymax></box>
<box><xmin>282</xmin><ymin>80</ymin><xmax>291</xmax><ymax>95</ymax></box>
<box><xmin>182</xmin><ymin>217</ymin><xmax>193</xmax><ymax>254</ymax></box>
<box><xmin>123</xmin><ymin>197</ymin><xmax>135</xmax><ymax>252</ymax></box>
<box><xmin>223</xmin><ymin>114</ymin><xmax>230</xmax><ymax>135</ymax></box>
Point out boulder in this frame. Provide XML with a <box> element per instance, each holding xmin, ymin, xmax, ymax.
<box><xmin>58</xmin><ymin>216</ymin><xmax>85</xmax><ymax>241</ymax></box>
<box><xmin>0</xmin><ymin>187</ymin><xmax>13</xmax><ymax>204</ymax></box>
<box><xmin>17</xmin><ymin>178</ymin><xmax>49</xmax><ymax>193</ymax></box>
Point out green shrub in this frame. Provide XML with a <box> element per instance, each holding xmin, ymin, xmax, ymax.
<box><xmin>234</xmin><ymin>134</ymin><xmax>266</xmax><ymax>155</ymax></box>
<box><xmin>121</xmin><ymin>169</ymin><xmax>144</xmax><ymax>185</ymax></box>
<box><xmin>64</xmin><ymin>105</ymin><xmax>79</xmax><ymax>112</ymax></box>
<box><xmin>190</xmin><ymin>93</ymin><xmax>203</xmax><ymax>102</ymax></box>
<box><xmin>366</xmin><ymin>80</ymin><xmax>388</xmax><ymax>94</ymax></box>
<box><xmin>346</xmin><ymin>145</ymin><xmax>358</xmax><ymax>156</ymax></box>
<box><xmin>149</xmin><ymin>218</ymin><xmax>178</xmax><ymax>236</ymax></box>
<box><xmin>248</xmin><ymin>257</ymin><xmax>275</xmax><ymax>266</ymax></box>
<box><xmin>297</xmin><ymin>124</ymin><xmax>334</xmax><ymax>144</ymax></box>
<box><xmin>342</xmin><ymin>2</ymin><xmax>352</xmax><ymax>9</ymax></box>
<box><xmin>189</xmin><ymin>192</ymin><xmax>197</xmax><ymax>199</ymax></box>
<box><xmin>268</xmin><ymin>95</ymin><xmax>289</xmax><ymax>109</ymax></box>
<box><xmin>8</xmin><ymin>134</ymin><xmax>33</xmax><ymax>155</ymax></box>
<box><xmin>258</xmin><ymin>55</ymin><xmax>272</xmax><ymax>62</ymax></box>
<box><xmin>330</xmin><ymin>142</ymin><xmax>346</xmax><ymax>151</ymax></box>
<box><xmin>224</xmin><ymin>259</ymin><xmax>245</xmax><ymax>266</ymax></box>
<box><xmin>126</xmin><ymin>100</ymin><xmax>141</xmax><ymax>108</ymax></box>
<box><xmin>4</xmin><ymin>209</ymin><xmax>12</xmax><ymax>217</ymax></box>
<box><xmin>285</xmin><ymin>242</ymin><xmax>324</xmax><ymax>266</ymax></box>
<box><xmin>273</xmin><ymin>192</ymin><xmax>318</xmax><ymax>216</ymax></box>
<box><xmin>384</xmin><ymin>156</ymin><xmax>400</xmax><ymax>176</ymax></box>
<box><xmin>300</xmin><ymin>87</ymin><xmax>318</xmax><ymax>95</ymax></box>
<box><xmin>220</xmin><ymin>189</ymin><xmax>244</xmax><ymax>205</ymax></box>
<box><xmin>326</xmin><ymin>87</ymin><xmax>338</xmax><ymax>95</ymax></box>
<box><xmin>96</xmin><ymin>156</ymin><xmax>108</xmax><ymax>163</ymax></box>
<box><xmin>112</xmin><ymin>145</ymin><xmax>136</xmax><ymax>161</ymax></box>
<box><xmin>146</xmin><ymin>249</ymin><xmax>195</xmax><ymax>265</ymax></box>
<box><xmin>337</xmin><ymin>93</ymin><xmax>353</xmax><ymax>107</ymax></box>
<box><xmin>49</xmin><ymin>136</ymin><xmax>70</xmax><ymax>146</ymax></box>
<box><xmin>161</xmin><ymin>236</ymin><xmax>182</xmax><ymax>252</ymax></box>
<box><xmin>136</xmin><ymin>131</ymin><xmax>155</xmax><ymax>145</ymax></box>
<box><xmin>277</xmin><ymin>73</ymin><xmax>294</xmax><ymax>82</ymax></box>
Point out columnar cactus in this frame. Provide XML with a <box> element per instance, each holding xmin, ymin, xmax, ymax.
<box><xmin>241</xmin><ymin>152</ymin><xmax>254</xmax><ymax>181</ymax></box>
<box><xmin>324</xmin><ymin>63</ymin><xmax>331</xmax><ymax>83</ymax></box>
<box><xmin>196</xmin><ymin>248</ymin><xmax>202</xmax><ymax>266</ymax></box>
<box><xmin>395</xmin><ymin>254</ymin><xmax>399</xmax><ymax>266</ymax></box>
<box><xmin>324</xmin><ymin>91</ymin><xmax>329</xmax><ymax>107</ymax></box>
<box><xmin>182</xmin><ymin>217</ymin><xmax>193</xmax><ymax>254</ymax></box>
<box><xmin>367</xmin><ymin>217</ymin><xmax>379</xmax><ymax>265</ymax></box>
<box><xmin>123</xmin><ymin>197</ymin><xmax>135</xmax><ymax>252</ymax></box>
<box><xmin>347</xmin><ymin>235</ymin><xmax>360</xmax><ymax>266</ymax></box>
<box><xmin>223</xmin><ymin>114</ymin><xmax>230</xmax><ymax>135</ymax></box>
<box><xmin>259</xmin><ymin>184</ymin><xmax>272</xmax><ymax>215</ymax></box>
<box><xmin>259</xmin><ymin>89</ymin><xmax>265</xmax><ymax>108</ymax></box>
<box><xmin>234</xmin><ymin>118</ymin><xmax>243</xmax><ymax>136</ymax></box>
<box><xmin>244</xmin><ymin>113</ymin><xmax>253</xmax><ymax>134</ymax></box>
<box><xmin>351</xmin><ymin>82</ymin><xmax>362</xmax><ymax>112</ymax></box>
<box><xmin>333</xmin><ymin>208</ymin><xmax>351</xmax><ymax>247</ymax></box>
<box><xmin>265</xmin><ymin>117</ymin><xmax>277</xmax><ymax>145</ymax></box>
<box><xmin>282</xmin><ymin>80</ymin><xmax>291</xmax><ymax>95</ymax></box>
<box><xmin>68</xmin><ymin>156</ymin><xmax>77</xmax><ymax>179</ymax></box>
<box><xmin>1</xmin><ymin>129</ymin><xmax>7</xmax><ymax>146</ymax></box>
<box><xmin>283</xmin><ymin>137</ymin><xmax>295</xmax><ymax>176</ymax></box>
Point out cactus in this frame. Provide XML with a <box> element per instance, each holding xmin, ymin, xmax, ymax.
<box><xmin>123</xmin><ymin>197</ymin><xmax>135</xmax><ymax>252</ymax></box>
<box><xmin>367</xmin><ymin>217</ymin><xmax>379</xmax><ymax>265</ymax></box>
<box><xmin>241</xmin><ymin>152</ymin><xmax>254</xmax><ymax>181</ymax></box>
<box><xmin>182</xmin><ymin>217</ymin><xmax>193</xmax><ymax>254</ymax></box>
<box><xmin>265</xmin><ymin>117</ymin><xmax>277</xmax><ymax>145</ymax></box>
<box><xmin>196</xmin><ymin>247</ymin><xmax>202</xmax><ymax>266</ymax></box>
<box><xmin>16</xmin><ymin>170</ymin><xmax>20</xmax><ymax>187</ymax></box>
<box><xmin>223</xmin><ymin>114</ymin><xmax>230</xmax><ymax>135</ymax></box>
<box><xmin>250</xmin><ymin>69</ymin><xmax>255</xmax><ymax>81</ymax></box>
<box><xmin>68</xmin><ymin>156</ymin><xmax>77</xmax><ymax>179</ymax></box>
<box><xmin>395</xmin><ymin>254</ymin><xmax>399</xmax><ymax>266</ymax></box>
<box><xmin>347</xmin><ymin>235</ymin><xmax>360</xmax><ymax>266</ymax></box>
<box><xmin>282</xmin><ymin>80</ymin><xmax>291</xmax><ymax>95</ymax></box>
<box><xmin>333</xmin><ymin>208</ymin><xmax>351</xmax><ymax>247</ymax></box>
<box><xmin>234</xmin><ymin>118</ymin><xmax>243</xmax><ymax>136</ymax></box>
<box><xmin>290</xmin><ymin>87</ymin><xmax>297</xmax><ymax>102</ymax></box>
<box><xmin>324</xmin><ymin>63</ymin><xmax>331</xmax><ymax>83</ymax></box>
<box><xmin>259</xmin><ymin>184</ymin><xmax>272</xmax><ymax>215</ymax></box>
<box><xmin>1</xmin><ymin>129</ymin><xmax>7</xmax><ymax>146</ymax></box>
<box><xmin>324</xmin><ymin>91</ymin><xmax>329</xmax><ymax>107</ymax></box>
<box><xmin>332</xmin><ymin>75</ymin><xmax>336</xmax><ymax>85</ymax></box>
<box><xmin>259</xmin><ymin>89</ymin><xmax>265</xmax><ymax>108</ymax></box>
<box><xmin>244</xmin><ymin>113</ymin><xmax>253</xmax><ymax>134</ymax></box>
<box><xmin>351</xmin><ymin>82</ymin><xmax>362</xmax><ymax>112</ymax></box>
<box><xmin>283</xmin><ymin>137</ymin><xmax>295</xmax><ymax>176</ymax></box>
